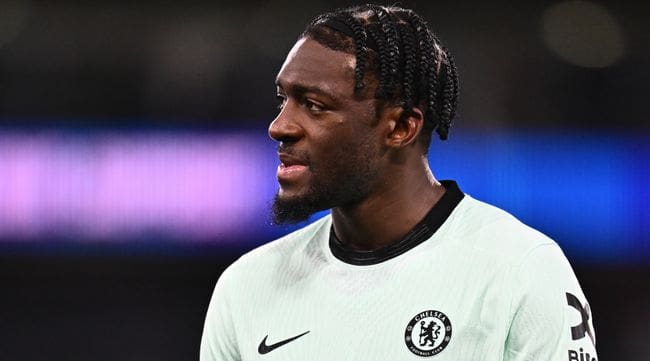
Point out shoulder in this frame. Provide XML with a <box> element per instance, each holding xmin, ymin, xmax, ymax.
<box><xmin>237</xmin><ymin>215</ymin><xmax>330</xmax><ymax>266</ymax></box>
<box><xmin>449</xmin><ymin>193</ymin><xmax>587</xmax><ymax>302</ymax></box>
<box><xmin>446</xmin><ymin>194</ymin><xmax>559</xmax><ymax>263</ymax></box>
<box><xmin>200</xmin><ymin>219</ymin><xmax>331</xmax><ymax>361</ymax></box>
<box><xmin>447</xmin><ymin>195</ymin><xmax>596</xmax><ymax>357</ymax></box>
<box><xmin>218</xmin><ymin>215</ymin><xmax>331</xmax><ymax>289</ymax></box>
<box><xmin>441</xmin><ymin>191</ymin><xmax>584</xmax><ymax>302</ymax></box>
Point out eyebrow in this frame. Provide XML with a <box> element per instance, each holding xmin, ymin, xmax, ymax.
<box><xmin>275</xmin><ymin>79</ymin><xmax>338</xmax><ymax>103</ymax></box>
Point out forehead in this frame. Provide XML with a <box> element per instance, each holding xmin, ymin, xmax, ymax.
<box><xmin>276</xmin><ymin>38</ymin><xmax>356</xmax><ymax>96</ymax></box>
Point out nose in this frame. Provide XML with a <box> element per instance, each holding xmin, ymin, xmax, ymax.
<box><xmin>268</xmin><ymin>102</ymin><xmax>303</xmax><ymax>143</ymax></box>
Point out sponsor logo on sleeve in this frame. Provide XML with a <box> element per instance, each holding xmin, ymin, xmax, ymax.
<box><xmin>566</xmin><ymin>292</ymin><xmax>595</xmax><ymax>345</ymax></box>
<box><xmin>566</xmin><ymin>292</ymin><xmax>597</xmax><ymax>361</ymax></box>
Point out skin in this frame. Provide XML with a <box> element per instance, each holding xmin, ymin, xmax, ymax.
<box><xmin>269</xmin><ymin>37</ymin><xmax>446</xmax><ymax>251</ymax></box>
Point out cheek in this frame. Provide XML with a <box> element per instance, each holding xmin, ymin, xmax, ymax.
<box><xmin>325</xmin><ymin>131</ymin><xmax>380</xmax><ymax>173</ymax></box>
<box><xmin>307</xmin><ymin>114</ymin><xmax>382</xmax><ymax>172</ymax></box>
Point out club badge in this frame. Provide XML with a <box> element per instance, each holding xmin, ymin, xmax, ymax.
<box><xmin>404</xmin><ymin>310</ymin><xmax>452</xmax><ymax>357</ymax></box>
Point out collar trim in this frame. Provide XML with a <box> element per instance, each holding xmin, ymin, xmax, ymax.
<box><xmin>329</xmin><ymin>180</ymin><xmax>464</xmax><ymax>266</ymax></box>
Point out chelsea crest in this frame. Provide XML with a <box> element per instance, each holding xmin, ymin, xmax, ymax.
<box><xmin>404</xmin><ymin>310</ymin><xmax>452</xmax><ymax>357</ymax></box>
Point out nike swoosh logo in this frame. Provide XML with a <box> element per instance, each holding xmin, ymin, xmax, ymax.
<box><xmin>258</xmin><ymin>331</ymin><xmax>310</xmax><ymax>354</ymax></box>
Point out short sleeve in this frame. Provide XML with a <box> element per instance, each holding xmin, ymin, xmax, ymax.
<box><xmin>504</xmin><ymin>244</ymin><xmax>598</xmax><ymax>361</ymax></box>
<box><xmin>200</xmin><ymin>265</ymin><xmax>241</xmax><ymax>361</ymax></box>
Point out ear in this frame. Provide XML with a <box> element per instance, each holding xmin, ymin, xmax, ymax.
<box><xmin>382</xmin><ymin>106</ymin><xmax>425</xmax><ymax>149</ymax></box>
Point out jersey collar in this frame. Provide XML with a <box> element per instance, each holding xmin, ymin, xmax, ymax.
<box><xmin>329</xmin><ymin>180</ymin><xmax>464</xmax><ymax>266</ymax></box>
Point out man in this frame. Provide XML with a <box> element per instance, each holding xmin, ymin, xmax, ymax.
<box><xmin>201</xmin><ymin>5</ymin><xmax>597</xmax><ymax>360</ymax></box>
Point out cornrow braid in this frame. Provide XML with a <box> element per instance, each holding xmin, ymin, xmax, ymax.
<box><xmin>397</xmin><ymin>22</ymin><xmax>417</xmax><ymax>112</ymax></box>
<box><xmin>340</xmin><ymin>14</ymin><xmax>367</xmax><ymax>91</ymax></box>
<box><xmin>428</xmin><ymin>28</ymin><xmax>460</xmax><ymax>140</ymax></box>
<box><xmin>301</xmin><ymin>4</ymin><xmax>460</xmax><ymax>145</ymax></box>
<box><xmin>403</xmin><ymin>15</ymin><xmax>428</xmax><ymax>99</ymax></box>
<box><xmin>436</xmin><ymin>48</ymin><xmax>459</xmax><ymax>140</ymax></box>
<box><xmin>406</xmin><ymin>14</ymin><xmax>437</xmax><ymax>133</ymax></box>
<box><xmin>369</xmin><ymin>5</ymin><xmax>401</xmax><ymax>98</ymax></box>
<box><xmin>447</xmin><ymin>51</ymin><xmax>460</xmax><ymax>124</ymax></box>
<box><xmin>365</xmin><ymin>24</ymin><xmax>390</xmax><ymax>99</ymax></box>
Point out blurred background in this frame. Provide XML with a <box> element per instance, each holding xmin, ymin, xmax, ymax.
<box><xmin>0</xmin><ymin>0</ymin><xmax>648</xmax><ymax>360</ymax></box>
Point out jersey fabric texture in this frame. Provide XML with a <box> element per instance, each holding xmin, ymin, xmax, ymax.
<box><xmin>201</xmin><ymin>181</ymin><xmax>597</xmax><ymax>361</ymax></box>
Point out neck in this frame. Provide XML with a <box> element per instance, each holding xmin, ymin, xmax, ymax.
<box><xmin>330</xmin><ymin>158</ymin><xmax>446</xmax><ymax>251</ymax></box>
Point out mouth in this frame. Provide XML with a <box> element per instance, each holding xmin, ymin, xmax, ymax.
<box><xmin>277</xmin><ymin>153</ymin><xmax>309</xmax><ymax>182</ymax></box>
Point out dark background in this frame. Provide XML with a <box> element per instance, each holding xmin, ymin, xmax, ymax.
<box><xmin>1</xmin><ymin>0</ymin><xmax>648</xmax><ymax>360</ymax></box>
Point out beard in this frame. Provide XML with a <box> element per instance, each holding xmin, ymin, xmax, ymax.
<box><xmin>271</xmin><ymin>187</ymin><xmax>325</xmax><ymax>225</ymax></box>
<box><xmin>271</xmin><ymin>144</ymin><xmax>377</xmax><ymax>225</ymax></box>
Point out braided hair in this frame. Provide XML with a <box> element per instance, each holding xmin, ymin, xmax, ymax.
<box><xmin>301</xmin><ymin>5</ymin><xmax>459</xmax><ymax>145</ymax></box>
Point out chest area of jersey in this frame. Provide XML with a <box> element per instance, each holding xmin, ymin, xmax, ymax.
<box><xmin>236</xmin><ymin>262</ymin><xmax>509</xmax><ymax>360</ymax></box>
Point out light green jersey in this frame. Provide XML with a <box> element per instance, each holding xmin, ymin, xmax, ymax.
<box><xmin>201</xmin><ymin>184</ymin><xmax>597</xmax><ymax>361</ymax></box>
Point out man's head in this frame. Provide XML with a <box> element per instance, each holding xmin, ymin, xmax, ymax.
<box><xmin>270</xmin><ymin>4</ymin><xmax>459</xmax><ymax>224</ymax></box>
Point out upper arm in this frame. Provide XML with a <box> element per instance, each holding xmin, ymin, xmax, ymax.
<box><xmin>504</xmin><ymin>244</ymin><xmax>598</xmax><ymax>361</ymax></box>
<box><xmin>200</xmin><ymin>266</ymin><xmax>241</xmax><ymax>361</ymax></box>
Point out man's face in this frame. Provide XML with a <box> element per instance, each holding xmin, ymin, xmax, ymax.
<box><xmin>270</xmin><ymin>37</ymin><xmax>383</xmax><ymax>224</ymax></box>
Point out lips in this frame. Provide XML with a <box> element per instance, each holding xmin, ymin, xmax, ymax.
<box><xmin>277</xmin><ymin>153</ymin><xmax>308</xmax><ymax>181</ymax></box>
<box><xmin>278</xmin><ymin>153</ymin><xmax>307</xmax><ymax>167</ymax></box>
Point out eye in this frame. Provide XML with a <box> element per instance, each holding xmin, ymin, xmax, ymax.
<box><xmin>275</xmin><ymin>94</ymin><xmax>286</xmax><ymax>110</ymax></box>
<box><xmin>304</xmin><ymin>99</ymin><xmax>324</xmax><ymax>113</ymax></box>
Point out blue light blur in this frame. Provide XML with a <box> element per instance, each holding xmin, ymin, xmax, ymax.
<box><xmin>0</xmin><ymin>128</ymin><xmax>647</xmax><ymax>263</ymax></box>
<box><xmin>431</xmin><ymin>129</ymin><xmax>649</xmax><ymax>263</ymax></box>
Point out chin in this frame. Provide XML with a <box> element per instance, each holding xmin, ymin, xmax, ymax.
<box><xmin>276</xmin><ymin>184</ymin><xmax>308</xmax><ymax>201</ymax></box>
<box><xmin>272</xmin><ymin>192</ymin><xmax>319</xmax><ymax>225</ymax></box>
<box><xmin>272</xmin><ymin>181</ymin><xmax>334</xmax><ymax>225</ymax></box>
